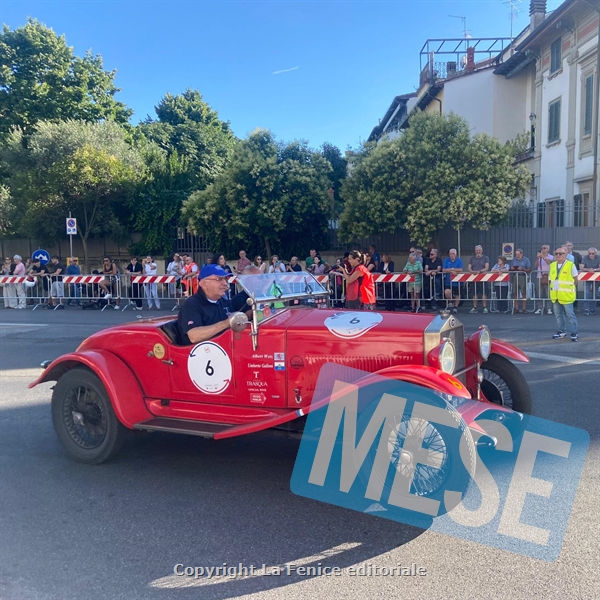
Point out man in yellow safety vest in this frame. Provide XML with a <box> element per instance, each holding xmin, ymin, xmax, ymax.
<box><xmin>549</xmin><ymin>247</ymin><xmax>578</xmax><ymax>342</ymax></box>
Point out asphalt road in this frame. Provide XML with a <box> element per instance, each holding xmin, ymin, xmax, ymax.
<box><xmin>0</xmin><ymin>307</ymin><xmax>599</xmax><ymax>600</ymax></box>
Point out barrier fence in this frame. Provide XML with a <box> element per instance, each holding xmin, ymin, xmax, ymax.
<box><xmin>0</xmin><ymin>271</ymin><xmax>598</xmax><ymax>313</ymax></box>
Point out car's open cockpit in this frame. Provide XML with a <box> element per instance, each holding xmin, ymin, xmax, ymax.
<box><xmin>161</xmin><ymin>271</ymin><xmax>330</xmax><ymax>348</ymax></box>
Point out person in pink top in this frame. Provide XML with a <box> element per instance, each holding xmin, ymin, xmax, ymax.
<box><xmin>12</xmin><ymin>255</ymin><xmax>27</xmax><ymax>309</ymax></box>
<box><xmin>534</xmin><ymin>244</ymin><xmax>554</xmax><ymax>315</ymax></box>
<box><xmin>235</xmin><ymin>250</ymin><xmax>252</xmax><ymax>274</ymax></box>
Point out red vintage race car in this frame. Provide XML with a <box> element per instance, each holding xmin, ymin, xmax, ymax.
<box><xmin>30</xmin><ymin>272</ymin><xmax>531</xmax><ymax>471</ymax></box>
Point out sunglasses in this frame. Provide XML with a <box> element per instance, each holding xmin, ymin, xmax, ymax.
<box><xmin>555</xmin><ymin>252</ymin><xmax>565</xmax><ymax>255</ymax></box>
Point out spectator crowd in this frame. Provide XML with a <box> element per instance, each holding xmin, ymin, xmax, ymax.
<box><xmin>2</xmin><ymin>243</ymin><xmax>599</xmax><ymax>337</ymax></box>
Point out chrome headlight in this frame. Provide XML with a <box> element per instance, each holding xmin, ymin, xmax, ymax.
<box><xmin>479</xmin><ymin>327</ymin><xmax>491</xmax><ymax>361</ymax></box>
<box><xmin>440</xmin><ymin>340</ymin><xmax>456</xmax><ymax>374</ymax></box>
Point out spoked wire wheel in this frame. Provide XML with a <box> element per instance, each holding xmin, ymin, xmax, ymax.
<box><xmin>359</xmin><ymin>398</ymin><xmax>475</xmax><ymax>515</ymax></box>
<box><xmin>386</xmin><ymin>415</ymin><xmax>450</xmax><ymax>497</ymax></box>
<box><xmin>52</xmin><ymin>369</ymin><xmax>128</xmax><ymax>464</ymax></box>
<box><xmin>62</xmin><ymin>384</ymin><xmax>108</xmax><ymax>449</ymax></box>
<box><xmin>480</xmin><ymin>354</ymin><xmax>532</xmax><ymax>414</ymax></box>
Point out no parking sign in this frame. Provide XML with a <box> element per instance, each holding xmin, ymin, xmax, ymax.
<box><xmin>66</xmin><ymin>218</ymin><xmax>77</xmax><ymax>235</ymax></box>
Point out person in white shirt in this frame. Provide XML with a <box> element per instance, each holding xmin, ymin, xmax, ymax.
<box><xmin>166</xmin><ymin>253</ymin><xmax>184</xmax><ymax>298</ymax></box>
<box><xmin>143</xmin><ymin>256</ymin><xmax>161</xmax><ymax>310</ymax></box>
<box><xmin>268</xmin><ymin>255</ymin><xmax>285</xmax><ymax>274</ymax></box>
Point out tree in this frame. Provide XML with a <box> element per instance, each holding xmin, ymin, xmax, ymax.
<box><xmin>0</xmin><ymin>19</ymin><xmax>132</xmax><ymax>140</ymax></box>
<box><xmin>339</xmin><ymin>112</ymin><xmax>532</xmax><ymax>247</ymax></box>
<box><xmin>140</xmin><ymin>89</ymin><xmax>237</xmax><ymax>192</ymax></box>
<box><xmin>320</xmin><ymin>142</ymin><xmax>347</xmax><ymax>217</ymax></box>
<box><xmin>182</xmin><ymin>130</ymin><xmax>331</xmax><ymax>258</ymax></box>
<box><xmin>128</xmin><ymin>138</ymin><xmax>192</xmax><ymax>257</ymax></box>
<box><xmin>0</xmin><ymin>184</ymin><xmax>14</xmax><ymax>236</ymax></box>
<box><xmin>1</xmin><ymin>120</ymin><xmax>144</xmax><ymax>268</ymax></box>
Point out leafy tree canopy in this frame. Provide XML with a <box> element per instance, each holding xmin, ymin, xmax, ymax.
<box><xmin>128</xmin><ymin>137</ymin><xmax>192</xmax><ymax>257</ymax></box>
<box><xmin>140</xmin><ymin>88</ymin><xmax>237</xmax><ymax>191</ymax></box>
<box><xmin>0</xmin><ymin>19</ymin><xmax>132</xmax><ymax>139</ymax></box>
<box><xmin>182</xmin><ymin>129</ymin><xmax>332</xmax><ymax>259</ymax></box>
<box><xmin>1</xmin><ymin>120</ymin><xmax>144</xmax><ymax>267</ymax></box>
<box><xmin>339</xmin><ymin>112</ymin><xmax>531</xmax><ymax>247</ymax></box>
<box><xmin>0</xmin><ymin>184</ymin><xmax>14</xmax><ymax>236</ymax></box>
<box><xmin>320</xmin><ymin>142</ymin><xmax>347</xmax><ymax>216</ymax></box>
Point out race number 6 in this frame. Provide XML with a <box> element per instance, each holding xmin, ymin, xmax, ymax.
<box><xmin>188</xmin><ymin>342</ymin><xmax>232</xmax><ymax>394</ymax></box>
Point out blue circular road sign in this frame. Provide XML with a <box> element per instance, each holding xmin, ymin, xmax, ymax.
<box><xmin>32</xmin><ymin>249</ymin><xmax>50</xmax><ymax>265</ymax></box>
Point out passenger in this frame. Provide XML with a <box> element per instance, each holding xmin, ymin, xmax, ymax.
<box><xmin>177</xmin><ymin>264</ymin><xmax>250</xmax><ymax>345</ymax></box>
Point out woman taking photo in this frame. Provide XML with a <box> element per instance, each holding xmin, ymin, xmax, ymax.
<box><xmin>337</xmin><ymin>250</ymin><xmax>375</xmax><ymax>310</ymax></box>
<box><xmin>268</xmin><ymin>255</ymin><xmax>286</xmax><ymax>274</ymax></box>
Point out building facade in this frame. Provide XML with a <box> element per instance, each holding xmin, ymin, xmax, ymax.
<box><xmin>368</xmin><ymin>0</ymin><xmax>600</xmax><ymax>247</ymax></box>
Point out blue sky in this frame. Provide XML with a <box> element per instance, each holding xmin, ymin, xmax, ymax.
<box><xmin>1</xmin><ymin>0</ymin><xmax>563</xmax><ymax>150</ymax></box>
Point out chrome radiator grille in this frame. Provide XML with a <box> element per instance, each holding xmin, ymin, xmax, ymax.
<box><xmin>446</xmin><ymin>326</ymin><xmax>465</xmax><ymax>383</ymax></box>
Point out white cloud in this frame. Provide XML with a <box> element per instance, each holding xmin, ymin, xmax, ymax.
<box><xmin>272</xmin><ymin>66</ymin><xmax>300</xmax><ymax>75</ymax></box>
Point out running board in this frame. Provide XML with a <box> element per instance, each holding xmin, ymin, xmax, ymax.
<box><xmin>133</xmin><ymin>418</ymin><xmax>233</xmax><ymax>438</ymax></box>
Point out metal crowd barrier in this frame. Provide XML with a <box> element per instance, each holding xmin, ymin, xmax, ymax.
<box><xmin>1</xmin><ymin>270</ymin><xmax>598</xmax><ymax>314</ymax></box>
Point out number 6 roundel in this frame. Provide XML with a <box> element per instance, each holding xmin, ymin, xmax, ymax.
<box><xmin>188</xmin><ymin>342</ymin><xmax>232</xmax><ymax>394</ymax></box>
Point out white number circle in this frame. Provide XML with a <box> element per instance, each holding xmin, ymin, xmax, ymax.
<box><xmin>324</xmin><ymin>311</ymin><xmax>382</xmax><ymax>339</ymax></box>
<box><xmin>188</xmin><ymin>342</ymin><xmax>232</xmax><ymax>394</ymax></box>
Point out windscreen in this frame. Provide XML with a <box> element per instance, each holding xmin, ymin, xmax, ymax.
<box><xmin>236</xmin><ymin>271</ymin><xmax>328</xmax><ymax>302</ymax></box>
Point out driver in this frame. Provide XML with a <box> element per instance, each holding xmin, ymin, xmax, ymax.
<box><xmin>177</xmin><ymin>264</ymin><xmax>250</xmax><ymax>345</ymax></box>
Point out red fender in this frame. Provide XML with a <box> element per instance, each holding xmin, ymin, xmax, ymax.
<box><xmin>490</xmin><ymin>339</ymin><xmax>529</xmax><ymax>363</ymax></box>
<box><xmin>28</xmin><ymin>351</ymin><xmax>152</xmax><ymax>428</ymax></box>
<box><xmin>373</xmin><ymin>365</ymin><xmax>472</xmax><ymax>399</ymax></box>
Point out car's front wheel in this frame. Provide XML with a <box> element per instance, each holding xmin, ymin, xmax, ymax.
<box><xmin>52</xmin><ymin>368</ymin><xmax>127</xmax><ymax>464</ymax></box>
<box><xmin>480</xmin><ymin>354</ymin><xmax>532</xmax><ymax>415</ymax></box>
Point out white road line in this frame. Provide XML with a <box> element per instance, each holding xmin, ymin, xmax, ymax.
<box><xmin>525</xmin><ymin>351</ymin><xmax>600</xmax><ymax>365</ymax></box>
<box><xmin>0</xmin><ymin>368</ymin><xmax>49</xmax><ymax>378</ymax></box>
<box><xmin>0</xmin><ymin>323</ymin><xmax>48</xmax><ymax>327</ymax></box>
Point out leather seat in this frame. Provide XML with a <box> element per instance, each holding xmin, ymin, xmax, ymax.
<box><xmin>161</xmin><ymin>320</ymin><xmax>182</xmax><ymax>345</ymax></box>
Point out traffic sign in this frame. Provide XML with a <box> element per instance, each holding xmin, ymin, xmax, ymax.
<box><xmin>66</xmin><ymin>218</ymin><xmax>77</xmax><ymax>235</ymax></box>
<box><xmin>502</xmin><ymin>242</ymin><xmax>515</xmax><ymax>260</ymax></box>
<box><xmin>32</xmin><ymin>249</ymin><xmax>50</xmax><ymax>265</ymax></box>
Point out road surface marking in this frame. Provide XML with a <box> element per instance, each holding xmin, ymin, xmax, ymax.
<box><xmin>525</xmin><ymin>352</ymin><xmax>600</xmax><ymax>365</ymax></box>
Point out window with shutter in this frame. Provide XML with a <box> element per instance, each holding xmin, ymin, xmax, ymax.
<box><xmin>584</xmin><ymin>75</ymin><xmax>593</xmax><ymax>136</ymax></box>
<box><xmin>550</xmin><ymin>38</ymin><xmax>562</xmax><ymax>73</ymax></box>
<box><xmin>548</xmin><ymin>100</ymin><xmax>561</xmax><ymax>143</ymax></box>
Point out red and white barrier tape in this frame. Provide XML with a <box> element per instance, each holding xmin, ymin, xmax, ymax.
<box><xmin>451</xmin><ymin>273</ymin><xmax>509</xmax><ymax>283</ymax></box>
<box><xmin>578</xmin><ymin>272</ymin><xmax>600</xmax><ymax>281</ymax></box>
<box><xmin>372</xmin><ymin>274</ymin><xmax>415</xmax><ymax>283</ymax></box>
<box><xmin>130</xmin><ymin>275</ymin><xmax>176</xmax><ymax>284</ymax></box>
<box><xmin>62</xmin><ymin>275</ymin><xmax>106</xmax><ymax>284</ymax></box>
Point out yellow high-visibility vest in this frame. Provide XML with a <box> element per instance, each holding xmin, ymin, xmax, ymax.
<box><xmin>549</xmin><ymin>260</ymin><xmax>576</xmax><ymax>304</ymax></box>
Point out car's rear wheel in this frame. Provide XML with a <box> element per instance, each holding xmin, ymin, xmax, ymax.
<box><xmin>480</xmin><ymin>354</ymin><xmax>532</xmax><ymax>415</ymax></box>
<box><xmin>52</xmin><ymin>368</ymin><xmax>127</xmax><ymax>464</ymax></box>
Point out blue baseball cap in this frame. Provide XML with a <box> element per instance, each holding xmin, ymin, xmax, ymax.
<box><xmin>199</xmin><ymin>264</ymin><xmax>229</xmax><ymax>279</ymax></box>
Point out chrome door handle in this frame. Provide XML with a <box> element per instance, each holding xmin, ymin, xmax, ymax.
<box><xmin>162</xmin><ymin>359</ymin><xmax>174</xmax><ymax>365</ymax></box>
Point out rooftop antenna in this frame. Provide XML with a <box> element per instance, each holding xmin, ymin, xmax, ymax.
<box><xmin>449</xmin><ymin>15</ymin><xmax>471</xmax><ymax>67</ymax></box>
<box><xmin>449</xmin><ymin>15</ymin><xmax>470</xmax><ymax>40</ymax></box>
<box><xmin>502</xmin><ymin>0</ymin><xmax>522</xmax><ymax>47</ymax></box>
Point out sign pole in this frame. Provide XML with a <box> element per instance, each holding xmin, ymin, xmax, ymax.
<box><xmin>69</xmin><ymin>211</ymin><xmax>74</xmax><ymax>260</ymax></box>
